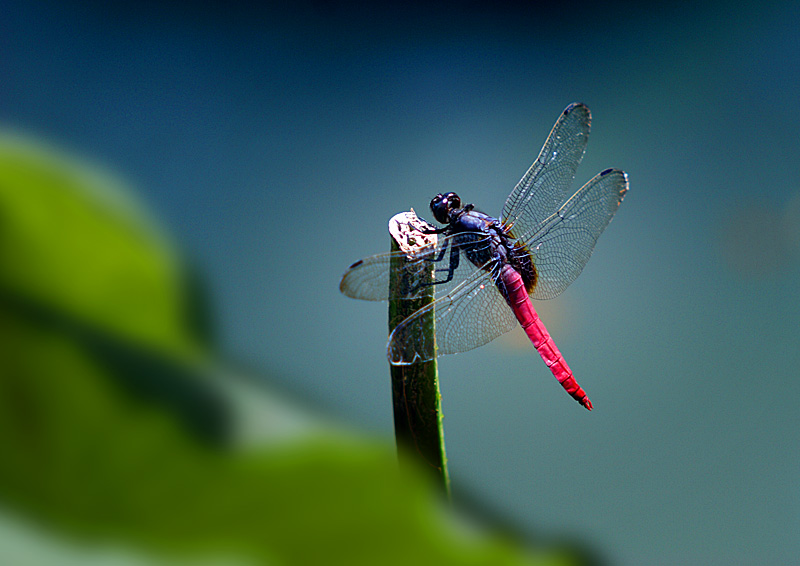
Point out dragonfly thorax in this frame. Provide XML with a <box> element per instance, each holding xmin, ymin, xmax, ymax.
<box><xmin>433</xmin><ymin>194</ymin><xmax>539</xmax><ymax>296</ymax></box>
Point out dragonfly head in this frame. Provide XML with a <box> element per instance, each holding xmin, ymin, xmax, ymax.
<box><xmin>430</xmin><ymin>192</ymin><xmax>461</xmax><ymax>224</ymax></box>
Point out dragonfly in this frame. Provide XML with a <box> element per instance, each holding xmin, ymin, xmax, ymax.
<box><xmin>340</xmin><ymin>103</ymin><xmax>628</xmax><ymax>410</ymax></box>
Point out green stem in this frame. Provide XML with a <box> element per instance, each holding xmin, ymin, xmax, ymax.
<box><xmin>387</xmin><ymin>212</ymin><xmax>450</xmax><ymax>497</ymax></box>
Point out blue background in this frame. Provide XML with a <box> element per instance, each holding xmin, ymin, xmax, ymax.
<box><xmin>4</xmin><ymin>1</ymin><xmax>799</xmax><ymax>564</ymax></box>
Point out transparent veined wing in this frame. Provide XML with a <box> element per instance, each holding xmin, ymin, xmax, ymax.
<box><xmin>341</xmin><ymin>232</ymin><xmax>519</xmax><ymax>364</ymax></box>
<box><xmin>502</xmin><ymin>102</ymin><xmax>591</xmax><ymax>236</ymax></box>
<box><xmin>521</xmin><ymin>168</ymin><xmax>629</xmax><ymax>300</ymax></box>
<box><xmin>386</xmin><ymin>255</ymin><xmax>519</xmax><ymax>364</ymax></box>
<box><xmin>340</xmin><ymin>232</ymin><xmax>474</xmax><ymax>302</ymax></box>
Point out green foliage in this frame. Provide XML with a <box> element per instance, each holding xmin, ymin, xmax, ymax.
<box><xmin>0</xmin><ymin>136</ymin><xmax>199</xmax><ymax>360</ymax></box>
<box><xmin>0</xmin><ymin>133</ymin><xmax>583</xmax><ymax>565</ymax></box>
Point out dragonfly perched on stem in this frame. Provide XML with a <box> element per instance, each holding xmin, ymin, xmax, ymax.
<box><xmin>341</xmin><ymin>103</ymin><xmax>628</xmax><ymax>410</ymax></box>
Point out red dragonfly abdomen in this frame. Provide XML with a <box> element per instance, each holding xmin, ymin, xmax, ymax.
<box><xmin>499</xmin><ymin>264</ymin><xmax>593</xmax><ymax>410</ymax></box>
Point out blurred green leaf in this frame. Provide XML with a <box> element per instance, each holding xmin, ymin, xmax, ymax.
<box><xmin>0</xmin><ymin>135</ymin><xmax>201</xmax><ymax>360</ymax></box>
<box><xmin>0</xmin><ymin>133</ymin><xmax>585</xmax><ymax>565</ymax></box>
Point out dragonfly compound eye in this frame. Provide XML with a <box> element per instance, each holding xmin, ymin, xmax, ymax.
<box><xmin>430</xmin><ymin>192</ymin><xmax>462</xmax><ymax>224</ymax></box>
<box><xmin>430</xmin><ymin>193</ymin><xmax>449</xmax><ymax>224</ymax></box>
<box><xmin>445</xmin><ymin>192</ymin><xmax>461</xmax><ymax>210</ymax></box>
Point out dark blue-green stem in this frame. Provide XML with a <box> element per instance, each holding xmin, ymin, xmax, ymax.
<box><xmin>387</xmin><ymin>212</ymin><xmax>450</xmax><ymax>498</ymax></box>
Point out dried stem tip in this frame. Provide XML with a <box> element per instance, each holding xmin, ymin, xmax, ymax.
<box><xmin>389</xmin><ymin>210</ymin><xmax>438</xmax><ymax>257</ymax></box>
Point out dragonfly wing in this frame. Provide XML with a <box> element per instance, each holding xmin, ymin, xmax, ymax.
<box><xmin>341</xmin><ymin>228</ymin><xmax>499</xmax><ymax>301</ymax></box>
<box><xmin>502</xmin><ymin>103</ymin><xmax>591</xmax><ymax>235</ymax></box>
<box><xmin>388</xmin><ymin>259</ymin><xmax>518</xmax><ymax>364</ymax></box>
<box><xmin>340</xmin><ymin>251</ymin><xmax>393</xmax><ymax>301</ymax></box>
<box><xmin>340</xmin><ymin>237</ymin><xmax>448</xmax><ymax>301</ymax></box>
<box><xmin>341</xmin><ymin>249</ymin><xmax>411</xmax><ymax>301</ymax></box>
<box><xmin>526</xmin><ymin>168</ymin><xmax>629</xmax><ymax>300</ymax></box>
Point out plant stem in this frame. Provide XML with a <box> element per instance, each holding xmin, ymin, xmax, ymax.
<box><xmin>387</xmin><ymin>212</ymin><xmax>450</xmax><ymax>497</ymax></box>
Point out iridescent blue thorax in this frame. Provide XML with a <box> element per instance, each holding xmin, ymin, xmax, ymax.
<box><xmin>429</xmin><ymin>192</ymin><xmax>538</xmax><ymax>294</ymax></box>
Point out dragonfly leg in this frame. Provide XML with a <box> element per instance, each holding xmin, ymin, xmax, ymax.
<box><xmin>421</xmin><ymin>226</ymin><xmax>450</xmax><ymax>235</ymax></box>
<box><xmin>427</xmin><ymin>238</ymin><xmax>450</xmax><ymax>263</ymax></box>
<box><xmin>430</xmin><ymin>245</ymin><xmax>460</xmax><ymax>284</ymax></box>
<box><xmin>404</xmin><ymin>243</ymin><xmax>460</xmax><ymax>295</ymax></box>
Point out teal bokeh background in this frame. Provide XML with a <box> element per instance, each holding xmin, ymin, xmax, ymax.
<box><xmin>4</xmin><ymin>1</ymin><xmax>799</xmax><ymax>564</ymax></box>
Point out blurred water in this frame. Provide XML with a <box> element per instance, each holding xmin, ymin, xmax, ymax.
<box><xmin>3</xmin><ymin>1</ymin><xmax>799</xmax><ymax>564</ymax></box>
